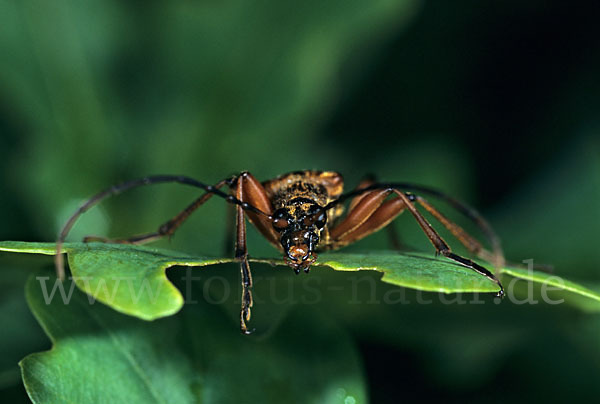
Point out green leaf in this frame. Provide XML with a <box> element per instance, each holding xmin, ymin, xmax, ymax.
<box><xmin>20</xmin><ymin>271</ymin><xmax>366</xmax><ymax>404</ymax></box>
<box><xmin>1</xmin><ymin>241</ymin><xmax>499</xmax><ymax>319</ymax></box>
<box><xmin>0</xmin><ymin>241</ymin><xmax>232</xmax><ymax>321</ymax></box>
<box><xmin>502</xmin><ymin>266</ymin><xmax>600</xmax><ymax>312</ymax></box>
<box><xmin>3</xmin><ymin>241</ymin><xmax>600</xmax><ymax>321</ymax></box>
<box><xmin>314</xmin><ymin>252</ymin><xmax>500</xmax><ymax>293</ymax></box>
<box><xmin>0</xmin><ymin>265</ymin><xmax>49</xmax><ymax>399</ymax></box>
<box><xmin>502</xmin><ymin>266</ymin><xmax>600</xmax><ymax>302</ymax></box>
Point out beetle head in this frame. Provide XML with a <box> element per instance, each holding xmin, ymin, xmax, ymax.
<box><xmin>271</xmin><ymin>199</ymin><xmax>327</xmax><ymax>273</ymax></box>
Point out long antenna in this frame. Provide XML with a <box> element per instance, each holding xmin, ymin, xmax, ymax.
<box><xmin>55</xmin><ymin>175</ymin><xmax>271</xmax><ymax>280</ymax></box>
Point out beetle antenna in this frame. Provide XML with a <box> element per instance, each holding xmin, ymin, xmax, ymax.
<box><xmin>55</xmin><ymin>175</ymin><xmax>270</xmax><ymax>281</ymax></box>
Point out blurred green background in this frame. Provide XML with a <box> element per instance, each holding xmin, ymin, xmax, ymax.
<box><xmin>1</xmin><ymin>0</ymin><xmax>599</xmax><ymax>403</ymax></box>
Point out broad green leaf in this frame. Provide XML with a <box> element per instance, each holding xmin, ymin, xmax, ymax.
<box><xmin>502</xmin><ymin>266</ymin><xmax>600</xmax><ymax>312</ymax></box>
<box><xmin>21</xmin><ymin>274</ymin><xmax>196</xmax><ymax>404</ymax></box>
<box><xmin>314</xmin><ymin>252</ymin><xmax>499</xmax><ymax>293</ymax></box>
<box><xmin>21</xmin><ymin>271</ymin><xmax>366</xmax><ymax>404</ymax></box>
<box><xmin>1</xmin><ymin>241</ymin><xmax>500</xmax><ymax>320</ymax></box>
<box><xmin>502</xmin><ymin>267</ymin><xmax>600</xmax><ymax>302</ymax></box>
<box><xmin>3</xmin><ymin>241</ymin><xmax>600</xmax><ymax>321</ymax></box>
<box><xmin>0</xmin><ymin>241</ymin><xmax>232</xmax><ymax>321</ymax></box>
<box><xmin>0</xmin><ymin>265</ymin><xmax>49</xmax><ymax>401</ymax></box>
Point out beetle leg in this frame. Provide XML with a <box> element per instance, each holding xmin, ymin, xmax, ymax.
<box><xmin>55</xmin><ymin>174</ymin><xmax>268</xmax><ymax>280</ymax></box>
<box><xmin>391</xmin><ymin>190</ymin><xmax>504</xmax><ymax>297</ymax></box>
<box><xmin>236</xmin><ymin>172</ymin><xmax>279</xmax><ymax>248</ymax></box>
<box><xmin>347</xmin><ymin>175</ymin><xmax>377</xmax><ymax>212</ymax></box>
<box><xmin>328</xmin><ymin>176</ymin><xmax>409</xmax><ymax>248</ymax></box>
<box><xmin>330</xmin><ymin>195</ymin><xmax>407</xmax><ymax>247</ymax></box>
<box><xmin>83</xmin><ymin>179</ymin><xmax>230</xmax><ymax>245</ymax></box>
<box><xmin>326</xmin><ymin>182</ymin><xmax>504</xmax><ymax>272</ymax></box>
<box><xmin>415</xmin><ymin>195</ymin><xmax>505</xmax><ymax>269</ymax></box>
<box><xmin>232</xmin><ymin>172</ymin><xmax>276</xmax><ymax>334</ymax></box>
<box><xmin>345</xmin><ymin>176</ymin><xmax>409</xmax><ymax>251</ymax></box>
<box><xmin>328</xmin><ymin>189</ymin><xmax>393</xmax><ymax>241</ymax></box>
<box><xmin>327</xmin><ymin>185</ymin><xmax>503</xmax><ymax>296</ymax></box>
<box><xmin>235</xmin><ymin>184</ymin><xmax>253</xmax><ymax>335</ymax></box>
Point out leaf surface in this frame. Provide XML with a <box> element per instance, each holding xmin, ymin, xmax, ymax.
<box><xmin>20</xmin><ymin>271</ymin><xmax>365</xmax><ymax>404</ymax></box>
<box><xmin>3</xmin><ymin>241</ymin><xmax>600</xmax><ymax>320</ymax></box>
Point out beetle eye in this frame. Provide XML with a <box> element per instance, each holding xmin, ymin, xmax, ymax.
<box><xmin>302</xmin><ymin>209</ymin><xmax>327</xmax><ymax>229</ymax></box>
<box><xmin>314</xmin><ymin>211</ymin><xmax>327</xmax><ymax>229</ymax></box>
<box><xmin>272</xmin><ymin>209</ymin><xmax>290</xmax><ymax>231</ymax></box>
<box><xmin>273</xmin><ymin>217</ymin><xmax>289</xmax><ymax>230</ymax></box>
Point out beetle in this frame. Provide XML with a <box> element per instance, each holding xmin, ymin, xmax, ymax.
<box><xmin>55</xmin><ymin>170</ymin><xmax>504</xmax><ymax>334</ymax></box>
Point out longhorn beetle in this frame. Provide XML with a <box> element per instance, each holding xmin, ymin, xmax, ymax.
<box><xmin>55</xmin><ymin>170</ymin><xmax>505</xmax><ymax>334</ymax></box>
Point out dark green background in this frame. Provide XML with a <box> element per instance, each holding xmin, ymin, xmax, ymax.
<box><xmin>1</xmin><ymin>0</ymin><xmax>599</xmax><ymax>402</ymax></box>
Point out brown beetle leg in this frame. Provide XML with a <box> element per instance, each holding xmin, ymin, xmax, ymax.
<box><xmin>326</xmin><ymin>184</ymin><xmax>503</xmax><ymax>296</ymax></box>
<box><xmin>56</xmin><ymin>174</ymin><xmax>270</xmax><ymax>281</ymax></box>
<box><xmin>391</xmin><ymin>190</ymin><xmax>504</xmax><ymax>297</ymax></box>
<box><xmin>232</xmin><ymin>172</ymin><xmax>275</xmax><ymax>334</ymax></box>
<box><xmin>347</xmin><ymin>175</ymin><xmax>377</xmax><ymax>212</ymax></box>
<box><xmin>326</xmin><ymin>182</ymin><xmax>504</xmax><ymax>271</ymax></box>
<box><xmin>236</xmin><ymin>172</ymin><xmax>279</xmax><ymax>248</ymax></box>
<box><xmin>346</xmin><ymin>176</ymin><xmax>407</xmax><ymax>251</ymax></box>
<box><xmin>415</xmin><ymin>196</ymin><xmax>549</xmax><ymax>272</ymax></box>
<box><xmin>328</xmin><ymin>189</ymin><xmax>392</xmax><ymax>241</ymax></box>
<box><xmin>235</xmin><ymin>191</ymin><xmax>253</xmax><ymax>334</ymax></box>
<box><xmin>332</xmin><ymin>196</ymin><xmax>407</xmax><ymax>246</ymax></box>
<box><xmin>328</xmin><ymin>175</ymin><xmax>408</xmax><ymax>248</ymax></box>
<box><xmin>83</xmin><ymin>179</ymin><xmax>230</xmax><ymax>245</ymax></box>
<box><xmin>415</xmin><ymin>196</ymin><xmax>505</xmax><ymax>269</ymax></box>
